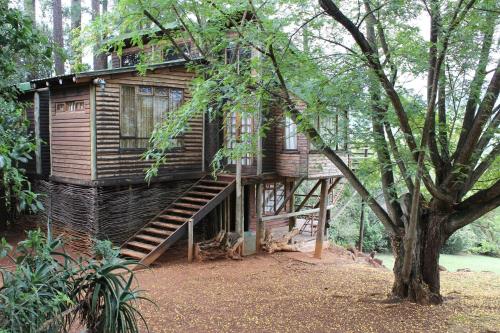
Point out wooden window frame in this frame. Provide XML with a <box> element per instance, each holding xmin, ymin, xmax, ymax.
<box><xmin>225</xmin><ymin>112</ymin><xmax>254</xmax><ymax>166</ymax></box>
<box><xmin>119</xmin><ymin>85</ymin><xmax>185</xmax><ymax>152</ymax></box>
<box><xmin>55</xmin><ymin>100</ymin><xmax>85</xmax><ymax>113</ymax></box>
<box><xmin>283</xmin><ymin>115</ymin><xmax>298</xmax><ymax>152</ymax></box>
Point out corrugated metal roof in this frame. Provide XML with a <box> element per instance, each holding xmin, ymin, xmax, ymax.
<box><xmin>29</xmin><ymin>58</ymin><xmax>203</xmax><ymax>87</ymax></box>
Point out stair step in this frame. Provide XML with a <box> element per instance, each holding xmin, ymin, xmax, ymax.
<box><xmin>200</xmin><ymin>180</ymin><xmax>230</xmax><ymax>186</ymax></box>
<box><xmin>152</xmin><ymin>220</ymin><xmax>184</xmax><ymax>229</ymax></box>
<box><xmin>186</xmin><ymin>191</ymin><xmax>217</xmax><ymax>197</ymax></box>
<box><xmin>135</xmin><ymin>234</ymin><xmax>164</xmax><ymax>244</ymax></box>
<box><xmin>121</xmin><ymin>249</ymin><xmax>147</xmax><ymax>260</ymax></box>
<box><xmin>194</xmin><ymin>185</ymin><xmax>225</xmax><ymax>191</ymax></box>
<box><xmin>173</xmin><ymin>202</ymin><xmax>204</xmax><ymax>210</ymax></box>
<box><xmin>157</xmin><ymin>215</ymin><xmax>188</xmax><ymax>223</ymax></box>
<box><xmin>127</xmin><ymin>241</ymin><xmax>156</xmax><ymax>251</ymax></box>
<box><xmin>166</xmin><ymin>208</ymin><xmax>197</xmax><ymax>216</ymax></box>
<box><xmin>180</xmin><ymin>196</ymin><xmax>211</xmax><ymax>203</ymax></box>
<box><xmin>143</xmin><ymin>227</ymin><xmax>174</xmax><ymax>237</ymax></box>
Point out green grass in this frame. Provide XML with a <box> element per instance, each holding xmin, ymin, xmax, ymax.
<box><xmin>376</xmin><ymin>253</ymin><xmax>500</xmax><ymax>274</ymax></box>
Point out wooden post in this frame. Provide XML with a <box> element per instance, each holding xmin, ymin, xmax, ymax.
<box><xmin>358</xmin><ymin>200</ymin><xmax>365</xmax><ymax>252</ymax></box>
<box><xmin>188</xmin><ymin>218</ymin><xmax>193</xmax><ymax>262</ymax></box>
<box><xmin>34</xmin><ymin>92</ymin><xmax>42</xmax><ymax>175</ymax></box>
<box><xmin>314</xmin><ymin>179</ymin><xmax>329</xmax><ymax>259</ymax></box>
<box><xmin>255</xmin><ymin>183</ymin><xmax>263</xmax><ymax>253</ymax></box>
<box><xmin>235</xmin><ymin>113</ymin><xmax>243</xmax><ymax>236</ymax></box>
<box><xmin>90</xmin><ymin>84</ymin><xmax>97</xmax><ymax>181</ymax></box>
<box><xmin>288</xmin><ymin>181</ymin><xmax>296</xmax><ymax>231</ymax></box>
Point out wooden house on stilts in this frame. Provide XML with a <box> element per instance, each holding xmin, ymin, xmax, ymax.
<box><xmin>22</xmin><ymin>31</ymin><xmax>350</xmax><ymax>265</ymax></box>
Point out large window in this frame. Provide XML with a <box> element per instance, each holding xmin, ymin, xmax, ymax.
<box><xmin>226</xmin><ymin>112</ymin><xmax>253</xmax><ymax>166</ymax></box>
<box><xmin>284</xmin><ymin>116</ymin><xmax>297</xmax><ymax>150</ymax></box>
<box><xmin>263</xmin><ymin>182</ymin><xmax>286</xmax><ymax>215</ymax></box>
<box><xmin>120</xmin><ymin>85</ymin><xmax>183</xmax><ymax>149</ymax></box>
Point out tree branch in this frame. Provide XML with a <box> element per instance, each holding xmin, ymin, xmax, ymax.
<box><xmin>249</xmin><ymin>0</ymin><xmax>398</xmax><ymax>235</ymax></box>
<box><xmin>452</xmin><ymin>12</ymin><xmax>496</xmax><ymax>160</ymax></box>
<box><xmin>447</xmin><ymin>180</ymin><xmax>500</xmax><ymax>234</ymax></box>
<box><xmin>143</xmin><ymin>9</ymin><xmax>192</xmax><ymax>62</ymax></box>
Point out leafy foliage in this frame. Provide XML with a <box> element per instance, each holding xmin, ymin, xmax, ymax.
<box><xmin>0</xmin><ymin>0</ymin><xmax>51</xmax><ymax>222</ymax></box>
<box><xmin>0</xmin><ymin>231</ymin><xmax>150</xmax><ymax>333</ymax></box>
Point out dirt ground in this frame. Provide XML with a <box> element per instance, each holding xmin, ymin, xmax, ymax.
<box><xmin>2</xmin><ymin>225</ymin><xmax>499</xmax><ymax>333</ymax></box>
<box><xmin>134</xmin><ymin>245</ymin><xmax>500</xmax><ymax>333</ymax></box>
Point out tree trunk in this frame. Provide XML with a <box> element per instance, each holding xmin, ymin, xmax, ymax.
<box><xmin>391</xmin><ymin>204</ymin><xmax>447</xmax><ymax>305</ymax></box>
<box><xmin>92</xmin><ymin>0</ymin><xmax>108</xmax><ymax>70</ymax></box>
<box><xmin>52</xmin><ymin>0</ymin><xmax>64</xmax><ymax>75</ymax></box>
<box><xmin>70</xmin><ymin>0</ymin><xmax>82</xmax><ymax>71</ymax></box>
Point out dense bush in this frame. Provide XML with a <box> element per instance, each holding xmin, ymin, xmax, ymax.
<box><xmin>441</xmin><ymin>226</ymin><xmax>476</xmax><ymax>254</ymax></box>
<box><xmin>0</xmin><ymin>230</ymin><xmax>150</xmax><ymax>333</ymax></box>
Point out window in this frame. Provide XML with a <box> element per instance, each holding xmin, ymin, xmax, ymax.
<box><xmin>284</xmin><ymin>116</ymin><xmax>297</xmax><ymax>150</ymax></box>
<box><xmin>226</xmin><ymin>112</ymin><xmax>253</xmax><ymax>166</ymax></box>
<box><xmin>121</xmin><ymin>52</ymin><xmax>140</xmax><ymax>67</ymax></box>
<box><xmin>120</xmin><ymin>85</ymin><xmax>184</xmax><ymax>149</ymax></box>
<box><xmin>263</xmin><ymin>182</ymin><xmax>285</xmax><ymax>215</ymax></box>
<box><xmin>55</xmin><ymin>100</ymin><xmax>85</xmax><ymax>113</ymax></box>
<box><xmin>164</xmin><ymin>43</ymin><xmax>192</xmax><ymax>62</ymax></box>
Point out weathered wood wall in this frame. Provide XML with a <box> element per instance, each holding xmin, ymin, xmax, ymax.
<box><xmin>50</xmin><ymin>85</ymin><xmax>91</xmax><ymax>181</ymax></box>
<box><xmin>94</xmin><ymin>66</ymin><xmax>203</xmax><ymax>180</ymax></box>
<box><xmin>36</xmin><ymin>179</ymin><xmax>196</xmax><ymax>251</ymax></box>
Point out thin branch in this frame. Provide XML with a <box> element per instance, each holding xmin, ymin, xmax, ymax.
<box><xmin>143</xmin><ymin>9</ymin><xmax>192</xmax><ymax>62</ymax></box>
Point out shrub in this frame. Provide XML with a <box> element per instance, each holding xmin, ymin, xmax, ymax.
<box><xmin>442</xmin><ymin>226</ymin><xmax>476</xmax><ymax>254</ymax></box>
<box><xmin>469</xmin><ymin>241</ymin><xmax>500</xmax><ymax>257</ymax></box>
<box><xmin>0</xmin><ymin>230</ymin><xmax>150</xmax><ymax>333</ymax></box>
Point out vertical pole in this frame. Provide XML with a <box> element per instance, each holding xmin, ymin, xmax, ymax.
<box><xmin>288</xmin><ymin>181</ymin><xmax>296</xmax><ymax>231</ymax></box>
<box><xmin>34</xmin><ymin>92</ymin><xmax>42</xmax><ymax>175</ymax></box>
<box><xmin>188</xmin><ymin>218</ymin><xmax>193</xmax><ymax>262</ymax></box>
<box><xmin>314</xmin><ymin>179</ymin><xmax>328</xmax><ymax>259</ymax></box>
<box><xmin>358</xmin><ymin>200</ymin><xmax>365</xmax><ymax>252</ymax></box>
<box><xmin>255</xmin><ymin>183</ymin><xmax>263</xmax><ymax>253</ymax></box>
<box><xmin>90</xmin><ymin>83</ymin><xmax>97</xmax><ymax>181</ymax></box>
<box><xmin>235</xmin><ymin>113</ymin><xmax>243</xmax><ymax>237</ymax></box>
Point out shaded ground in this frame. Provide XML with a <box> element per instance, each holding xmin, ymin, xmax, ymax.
<box><xmin>135</xmin><ymin>246</ymin><xmax>500</xmax><ymax>333</ymax></box>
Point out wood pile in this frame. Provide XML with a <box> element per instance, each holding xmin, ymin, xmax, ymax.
<box><xmin>261</xmin><ymin>228</ymin><xmax>301</xmax><ymax>253</ymax></box>
<box><xmin>194</xmin><ymin>230</ymin><xmax>243</xmax><ymax>261</ymax></box>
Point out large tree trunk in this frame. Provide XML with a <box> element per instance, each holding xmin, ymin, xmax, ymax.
<box><xmin>92</xmin><ymin>0</ymin><xmax>108</xmax><ymax>70</ymax></box>
<box><xmin>52</xmin><ymin>0</ymin><xmax>64</xmax><ymax>75</ymax></box>
<box><xmin>70</xmin><ymin>0</ymin><xmax>82</xmax><ymax>71</ymax></box>
<box><xmin>391</xmin><ymin>203</ymin><xmax>448</xmax><ymax>305</ymax></box>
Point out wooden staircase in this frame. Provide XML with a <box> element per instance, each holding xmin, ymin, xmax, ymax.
<box><xmin>120</xmin><ymin>175</ymin><xmax>235</xmax><ymax>266</ymax></box>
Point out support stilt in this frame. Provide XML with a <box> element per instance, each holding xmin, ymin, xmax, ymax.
<box><xmin>188</xmin><ymin>218</ymin><xmax>193</xmax><ymax>263</ymax></box>
<box><xmin>314</xmin><ymin>179</ymin><xmax>328</xmax><ymax>259</ymax></box>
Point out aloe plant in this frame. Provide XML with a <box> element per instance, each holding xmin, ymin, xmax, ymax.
<box><xmin>0</xmin><ymin>230</ymin><xmax>151</xmax><ymax>333</ymax></box>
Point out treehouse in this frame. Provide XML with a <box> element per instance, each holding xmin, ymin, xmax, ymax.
<box><xmin>22</xmin><ymin>33</ymin><xmax>350</xmax><ymax>264</ymax></box>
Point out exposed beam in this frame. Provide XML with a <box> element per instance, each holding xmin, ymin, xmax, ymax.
<box><xmin>314</xmin><ymin>177</ymin><xmax>341</xmax><ymax>208</ymax></box>
<box><xmin>261</xmin><ymin>204</ymin><xmax>337</xmax><ymax>222</ymax></box>
<box><xmin>275</xmin><ymin>177</ymin><xmax>305</xmax><ymax>215</ymax></box>
<box><xmin>296</xmin><ymin>179</ymin><xmax>322</xmax><ymax>211</ymax></box>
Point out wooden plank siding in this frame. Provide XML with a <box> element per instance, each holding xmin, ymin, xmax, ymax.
<box><xmin>38</xmin><ymin>90</ymin><xmax>51</xmax><ymax>176</ymax></box>
<box><xmin>307</xmin><ymin>152</ymin><xmax>347</xmax><ymax>178</ymax></box>
<box><xmin>94</xmin><ymin>66</ymin><xmax>203</xmax><ymax>180</ymax></box>
<box><xmin>273</xmin><ymin>104</ymin><xmax>309</xmax><ymax>177</ymax></box>
<box><xmin>50</xmin><ymin>85</ymin><xmax>91</xmax><ymax>180</ymax></box>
